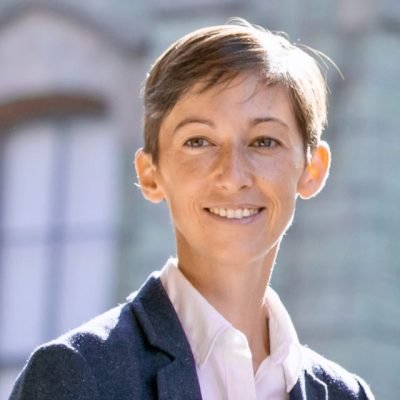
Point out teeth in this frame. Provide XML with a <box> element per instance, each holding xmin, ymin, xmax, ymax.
<box><xmin>208</xmin><ymin>207</ymin><xmax>260</xmax><ymax>219</ymax></box>
<box><xmin>234</xmin><ymin>209</ymin><xmax>242</xmax><ymax>219</ymax></box>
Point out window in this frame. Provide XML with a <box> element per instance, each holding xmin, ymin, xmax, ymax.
<box><xmin>0</xmin><ymin>101</ymin><xmax>120</xmax><ymax>396</ymax></box>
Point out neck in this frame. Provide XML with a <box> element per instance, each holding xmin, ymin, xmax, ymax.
<box><xmin>176</xmin><ymin>244</ymin><xmax>280</xmax><ymax>372</ymax></box>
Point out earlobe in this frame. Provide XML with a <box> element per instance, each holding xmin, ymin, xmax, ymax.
<box><xmin>134</xmin><ymin>148</ymin><xmax>165</xmax><ymax>203</ymax></box>
<box><xmin>298</xmin><ymin>141</ymin><xmax>331</xmax><ymax>200</ymax></box>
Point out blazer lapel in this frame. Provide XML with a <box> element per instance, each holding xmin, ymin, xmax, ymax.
<box><xmin>289</xmin><ymin>370</ymin><xmax>328</xmax><ymax>400</ymax></box>
<box><xmin>130</xmin><ymin>275</ymin><xmax>203</xmax><ymax>400</ymax></box>
<box><xmin>156</xmin><ymin>359</ymin><xmax>203</xmax><ymax>400</ymax></box>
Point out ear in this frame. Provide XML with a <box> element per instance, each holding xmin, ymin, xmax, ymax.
<box><xmin>297</xmin><ymin>141</ymin><xmax>331</xmax><ymax>200</ymax></box>
<box><xmin>134</xmin><ymin>148</ymin><xmax>164</xmax><ymax>203</ymax></box>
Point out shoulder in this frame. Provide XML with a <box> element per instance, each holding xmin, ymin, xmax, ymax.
<box><xmin>9</xmin><ymin>341</ymin><xmax>100</xmax><ymax>400</ymax></box>
<box><xmin>10</xmin><ymin>276</ymin><xmax>168</xmax><ymax>400</ymax></box>
<box><xmin>10</xmin><ymin>304</ymin><xmax>131</xmax><ymax>400</ymax></box>
<box><xmin>41</xmin><ymin>274</ymin><xmax>166</xmax><ymax>361</ymax></box>
<box><xmin>300</xmin><ymin>346</ymin><xmax>375</xmax><ymax>399</ymax></box>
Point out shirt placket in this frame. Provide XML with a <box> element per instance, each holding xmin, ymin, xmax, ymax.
<box><xmin>218</xmin><ymin>327</ymin><xmax>257</xmax><ymax>400</ymax></box>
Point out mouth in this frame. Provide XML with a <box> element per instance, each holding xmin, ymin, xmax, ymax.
<box><xmin>205</xmin><ymin>207</ymin><xmax>264</xmax><ymax>220</ymax></box>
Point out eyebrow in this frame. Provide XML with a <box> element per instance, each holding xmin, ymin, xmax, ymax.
<box><xmin>173</xmin><ymin>118</ymin><xmax>215</xmax><ymax>134</ymax></box>
<box><xmin>250</xmin><ymin>117</ymin><xmax>289</xmax><ymax>129</ymax></box>
<box><xmin>173</xmin><ymin>116</ymin><xmax>289</xmax><ymax>134</ymax></box>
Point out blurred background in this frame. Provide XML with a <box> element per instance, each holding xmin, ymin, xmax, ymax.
<box><xmin>0</xmin><ymin>0</ymin><xmax>398</xmax><ymax>398</ymax></box>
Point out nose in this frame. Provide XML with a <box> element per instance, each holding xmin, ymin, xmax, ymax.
<box><xmin>213</xmin><ymin>146</ymin><xmax>253</xmax><ymax>192</ymax></box>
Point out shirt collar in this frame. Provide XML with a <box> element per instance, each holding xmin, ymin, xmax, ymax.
<box><xmin>160</xmin><ymin>258</ymin><xmax>303</xmax><ymax>392</ymax></box>
<box><xmin>263</xmin><ymin>287</ymin><xmax>303</xmax><ymax>392</ymax></box>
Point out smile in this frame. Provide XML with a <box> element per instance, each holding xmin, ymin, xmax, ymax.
<box><xmin>206</xmin><ymin>207</ymin><xmax>263</xmax><ymax>219</ymax></box>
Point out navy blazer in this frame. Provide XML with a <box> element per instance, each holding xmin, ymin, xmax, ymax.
<box><xmin>10</xmin><ymin>275</ymin><xmax>374</xmax><ymax>399</ymax></box>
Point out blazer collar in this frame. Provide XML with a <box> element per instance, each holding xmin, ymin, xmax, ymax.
<box><xmin>129</xmin><ymin>274</ymin><xmax>203</xmax><ymax>400</ymax></box>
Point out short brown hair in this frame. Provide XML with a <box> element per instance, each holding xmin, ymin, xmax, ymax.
<box><xmin>142</xmin><ymin>19</ymin><xmax>329</xmax><ymax>163</ymax></box>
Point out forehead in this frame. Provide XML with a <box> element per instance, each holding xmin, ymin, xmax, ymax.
<box><xmin>161</xmin><ymin>72</ymin><xmax>300</xmax><ymax>136</ymax></box>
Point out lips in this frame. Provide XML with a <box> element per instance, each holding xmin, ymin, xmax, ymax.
<box><xmin>206</xmin><ymin>207</ymin><xmax>263</xmax><ymax>219</ymax></box>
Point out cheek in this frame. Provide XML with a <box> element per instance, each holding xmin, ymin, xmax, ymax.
<box><xmin>160</xmin><ymin>171</ymin><xmax>201</xmax><ymax>218</ymax></box>
<box><xmin>256</xmin><ymin>157</ymin><xmax>303</xmax><ymax>220</ymax></box>
<box><xmin>257</xmin><ymin>157</ymin><xmax>301</xmax><ymax>188</ymax></box>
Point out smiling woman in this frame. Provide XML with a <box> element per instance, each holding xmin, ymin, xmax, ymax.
<box><xmin>10</xmin><ymin>19</ymin><xmax>374</xmax><ymax>400</ymax></box>
<box><xmin>139</xmin><ymin>75</ymin><xmax>315</xmax><ymax>268</ymax></box>
<box><xmin>135</xmin><ymin>75</ymin><xmax>331</xmax><ymax>337</ymax></box>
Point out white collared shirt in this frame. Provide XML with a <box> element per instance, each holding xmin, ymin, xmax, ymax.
<box><xmin>160</xmin><ymin>258</ymin><xmax>303</xmax><ymax>400</ymax></box>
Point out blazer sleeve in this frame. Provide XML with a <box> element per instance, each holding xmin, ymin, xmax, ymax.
<box><xmin>9</xmin><ymin>343</ymin><xmax>100</xmax><ymax>400</ymax></box>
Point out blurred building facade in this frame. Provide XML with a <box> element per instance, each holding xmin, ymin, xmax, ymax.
<box><xmin>0</xmin><ymin>1</ymin><xmax>398</xmax><ymax>398</ymax></box>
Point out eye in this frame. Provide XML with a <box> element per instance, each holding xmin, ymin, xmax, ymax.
<box><xmin>251</xmin><ymin>137</ymin><xmax>280</xmax><ymax>149</ymax></box>
<box><xmin>183</xmin><ymin>137</ymin><xmax>212</xmax><ymax>148</ymax></box>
